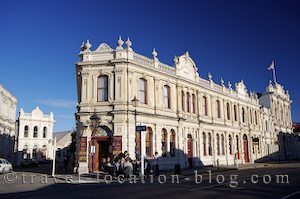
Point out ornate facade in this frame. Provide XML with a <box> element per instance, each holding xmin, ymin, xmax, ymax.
<box><xmin>15</xmin><ymin>107</ymin><xmax>54</xmax><ymax>165</ymax></box>
<box><xmin>0</xmin><ymin>84</ymin><xmax>17</xmax><ymax>162</ymax></box>
<box><xmin>75</xmin><ymin>37</ymin><xmax>293</xmax><ymax>173</ymax></box>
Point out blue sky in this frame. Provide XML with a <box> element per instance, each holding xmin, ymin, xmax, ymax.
<box><xmin>0</xmin><ymin>0</ymin><xmax>299</xmax><ymax>132</ymax></box>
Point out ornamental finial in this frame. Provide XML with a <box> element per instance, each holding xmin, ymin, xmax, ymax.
<box><xmin>220</xmin><ymin>78</ymin><xmax>224</xmax><ymax>86</ymax></box>
<box><xmin>126</xmin><ymin>37</ymin><xmax>132</xmax><ymax>50</ymax></box>
<box><xmin>152</xmin><ymin>48</ymin><xmax>158</xmax><ymax>59</ymax></box>
<box><xmin>208</xmin><ymin>72</ymin><xmax>213</xmax><ymax>81</ymax></box>
<box><xmin>84</xmin><ymin>39</ymin><xmax>92</xmax><ymax>51</ymax></box>
<box><xmin>117</xmin><ymin>36</ymin><xmax>124</xmax><ymax>49</ymax></box>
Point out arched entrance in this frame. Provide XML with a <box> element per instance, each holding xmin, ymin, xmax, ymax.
<box><xmin>243</xmin><ymin>134</ymin><xmax>249</xmax><ymax>162</ymax></box>
<box><xmin>90</xmin><ymin>126</ymin><xmax>113</xmax><ymax>172</ymax></box>
<box><xmin>187</xmin><ymin>134</ymin><xmax>193</xmax><ymax>167</ymax></box>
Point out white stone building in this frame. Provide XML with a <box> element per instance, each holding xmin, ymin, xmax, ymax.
<box><xmin>15</xmin><ymin>107</ymin><xmax>54</xmax><ymax>164</ymax></box>
<box><xmin>0</xmin><ymin>84</ymin><xmax>17</xmax><ymax>162</ymax></box>
<box><xmin>75</xmin><ymin>37</ymin><xmax>293</xmax><ymax>173</ymax></box>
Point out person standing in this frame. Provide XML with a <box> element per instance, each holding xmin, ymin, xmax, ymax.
<box><xmin>153</xmin><ymin>152</ymin><xmax>160</xmax><ymax>176</ymax></box>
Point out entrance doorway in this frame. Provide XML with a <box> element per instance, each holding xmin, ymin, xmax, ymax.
<box><xmin>187</xmin><ymin>134</ymin><xmax>193</xmax><ymax>167</ymax></box>
<box><xmin>243</xmin><ymin>134</ymin><xmax>249</xmax><ymax>162</ymax></box>
<box><xmin>96</xmin><ymin>140</ymin><xmax>109</xmax><ymax>171</ymax></box>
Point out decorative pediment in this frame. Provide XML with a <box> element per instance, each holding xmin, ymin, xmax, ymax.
<box><xmin>235</xmin><ymin>80</ymin><xmax>248</xmax><ymax>98</ymax></box>
<box><xmin>175</xmin><ymin>51</ymin><xmax>199</xmax><ymax>81</ymax></box>
<box><xmin>31</xmin><ymin>106</ymin><xmax>44</xmax><ymax>118</ymax></box>
<box><xmin>95</xmin><ymin>43</ymin><xmax>113</xmax><ymax>52</ymax></box>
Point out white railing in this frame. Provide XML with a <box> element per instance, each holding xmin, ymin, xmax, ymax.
<box><xmin>133</xmin><ymin>52</ymin><xmax>176</xmax><ymax>75</ymax></box>
<box><xmin>133</xmin><ymin>53</ymin><xmax>153</xmax><ymax>67</ymax></box>
<box><xmin>158</xmin><ymin>63</ymin><xmax>175</xmax><ymax>74</ymax></box>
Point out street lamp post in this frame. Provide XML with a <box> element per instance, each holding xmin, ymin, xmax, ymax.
<box><xmin>49</xmin><ymin>137</ymin><xmax>57</xmax><ymax>177</ymax></box>
<box><xmin>132</xmin><ymin>96</ymin><xmax>143</xmax><ymax>174</ymax></box>
<box><xmin>132</xmin><ymin>96</ymin><xmax>139</xmax><ymax>156</ymax></box>
<box><xmin>90</xmin><ymin>113</ymin><xmax>100</xmax><ymax>173</ymax></box>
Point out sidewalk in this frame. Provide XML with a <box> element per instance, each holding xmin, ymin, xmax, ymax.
<box><xmin>52</xmin><ymin>163</ymin><xmax>269</xmax><ymax>183</ymax></box>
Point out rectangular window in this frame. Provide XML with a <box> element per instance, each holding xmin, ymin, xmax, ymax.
<box><xmin>139</xmin><ymin>78</ymin><xmax>147</xmax><ymax>104</ymax></box>
<box><xmin>192</xmin><ymin>94</ymin><xmax>196</xmax><ymax>114</ymax></box>
<box><xmin>98</xmin><ymin>76</ymin><xmax>108</xmax><ymax>102</ymax></box>
<box><xmin>163</xmin><ymin>86</ymin><xmax>171</xmax><ymax>109</ymax></box>
<box><xmin>202</xmin><ymin>96</ymin><xmax>208</xmax><ymax>116</ymax></box>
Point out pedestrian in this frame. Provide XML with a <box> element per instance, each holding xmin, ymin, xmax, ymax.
<box><xmin>153</xmin><ymin>151</ymin><xmax>160</xmax><ymax>176</ymax></box>
<box><xmin>123</xmin><ymin>157</ymin><xmax>133</xmax><ymax>179</ymax></box>
<box><xmin>100</xmin><ymin>157</ymin><xmax>107</xmax><ymax>171</ymax></box>
<box><xmin>144</xmin><ymin>158</ymin><xmax>151</xmax><ymax>178</ymax></box>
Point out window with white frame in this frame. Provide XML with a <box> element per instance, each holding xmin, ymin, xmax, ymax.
<box><xmin>97</xmin><ymin>75</ymin><xmax>108</xmax><ymax>102</ymax></box>
<box><xmin>139</xmin><ymin>78</ymin><xmax>147</xmax><ymax>104</ymax></box>
<box><xmin>163</xmin><ymin>85</ymin><xmax>171</xmax><ymax>109</ymax></box>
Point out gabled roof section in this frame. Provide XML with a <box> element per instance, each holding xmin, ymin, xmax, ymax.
<box><xmin>174</xmin><ymin>51</ymin><xmax>199</xmax><ymax>82</ymax></box>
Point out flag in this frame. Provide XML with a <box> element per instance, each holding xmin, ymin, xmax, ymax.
<box><xmin>268</xmin><ymin>61</ymin><xmax>275</xmax><ymax>70</ymax></box>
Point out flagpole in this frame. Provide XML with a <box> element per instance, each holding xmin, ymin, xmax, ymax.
<box><xmin>272</xmin><ymin>61</ymin><xmax>277</xmax><ymax>83</ymax></box>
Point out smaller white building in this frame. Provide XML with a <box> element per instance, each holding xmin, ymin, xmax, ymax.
<box><xmin>16</xmin><ymin>107</ymin><xmax>54</xmax><ymax>164</ymax></box>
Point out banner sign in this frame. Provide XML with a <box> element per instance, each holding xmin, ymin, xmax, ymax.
<box><xmin>79</xmin><ymin>137</ymin><xmax>87</xmax><ymax>162</ymax></box>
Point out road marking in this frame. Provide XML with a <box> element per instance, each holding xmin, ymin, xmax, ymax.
<box><xmin>279</xmin><ymin>190</ymin><xmax>300</xmax><ymax>199</ymax></box>
<box><xmin>189</xmin><ymin>184</ymin><xmax>224</xmax><ymax>191</ymax></box>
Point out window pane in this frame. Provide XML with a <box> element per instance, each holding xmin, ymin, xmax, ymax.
<box><xmin>98</xmin><ymin>76</ymin><xmax>108</xmax><ymax>101</ymax></box>
<box><xmin>163</xmin><ymin>86</ymin><xmax>170</xmax><ymax>108</ymax></box>
<box><xmin>139</xmin><ymin>79</ymin><xmax>147</xmax><ymax>104</ymax></box>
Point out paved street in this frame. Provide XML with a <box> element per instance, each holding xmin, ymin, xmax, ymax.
<box><xmin>1</xmin><ymin>162</ymin><xmax>300</xmax><ymax>199</ymax></box>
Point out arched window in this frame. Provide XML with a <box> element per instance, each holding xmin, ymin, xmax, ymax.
<box><xmin>186</xmin><ymin>92</ymin><xmax>190</xmax><ymax>112</ymax></box>
<box><xmin>234</xmin><ymin>105</ymin><xmax>237</xmax><ymax>121</ymax></box>
<box><xmin>32</xmin><ymin>145</ymin><xmax>38</xmax><ymax>159</ymax></box>
<box><xmin>24</xmin><ymin>126</ymin><xmax>29</xmax><ymax>138</ymax></box>
<box><xmin>139</xmin><ymin>78</ymin><xmax>147</xmax><ymax>104</ymax></box>
<box><xmin>163</xmin><ymin>85</ymin><xmax>171</xmax><ymax>109</ymax></box>
<box><xmin>202</xmin><ymin>96</ymin><xmax>208</xmax><ymax>116</ymax></box>
<box><xmin>192</xmin><ymin>94</ymin><xmax>196</xmax><ymax>114</ymax></box>
<box><xmin>216</xmin><ymin>134</ymin><xmax>220</xmax><ymax>155</ymax></box>
<box><xmin>242</xmin><ymin>107</ymin><xmax>246</xmax><ymax>123</ymax></box>
<box><xmin>145</xmin><ymin>127</ymin><xmax>153</xmax><ymax>157</ymax></box>
<box><xmin>203</xmin><ymin>132</ymin><xmax>207</xmax><ymax>156</ymax></box>
<box><xmin>161</xmin><ymin>129</ymin><xmax>167</xmax><ymax>157</ymax></box>
<box><xmin>33</xmin><ymin>126</ymin><xmax>38</xmax><ymax>138</ymax></box>
<box><xmin>23</xmin><ymin>145</ymin><xmax>29</xmax><ymax>159</ymax></box>
<box><xmin>216</xmin><ymin>100</ymin><xmax>221</xmax><ymax>118</ymax></box>
<box><xmin>135</xmin><ymin>131</ymin><xmax>141</xmax><ymax>159</ymax></box>
<box><xmin>227</xmin><ymin>103</ymin><xmax>230</xmax><ymax>120</ymax></box>
<box><xmin>221</xmin><ymin>134</ymin><xmax>225</xmax><ymax>155</ymax></box>
<box><xmin>97</xmin><ymin>75</ymin><xmax>108</xmax><ymax>102</ymax></box>
<box><xmin>43</xmin><ymin>127</ymin><xmax>47</xmax><ymax>138</ymax></box>
<box><xmin>255</xmin><ymin>111</ymin><xmax>258</xmax><ymax>125</ymax></box>
<box><xmin>229</xmin><ymin>135</ymin><xmax>233</xmax><ymax>155</ymax></box>
<box><xmin>208</xmin><ymin>133</ymin><xmax>212</xmax><ymax>156</ymax></box>
<box><xmin>170</xmin><ymin>129</ymin><xmax>176</xmax><ymax>156</ymax></box>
